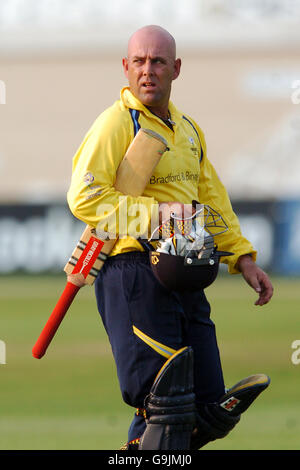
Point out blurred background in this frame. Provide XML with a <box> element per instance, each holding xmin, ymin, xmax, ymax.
<box><xmin>0</xmin><ymin>0</ymin><xmax>300</xmax><ymax>451</ymax></box>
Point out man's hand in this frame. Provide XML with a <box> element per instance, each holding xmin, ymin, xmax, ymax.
<box><xmin>158</xmin><ymin>202</ymin><xmax>194</xmax><ymax>224</ymax></box>
<box><xmin>236</xmin><ymin>255</ymin><xmax>274</xmax><ymax>306</ymax></box>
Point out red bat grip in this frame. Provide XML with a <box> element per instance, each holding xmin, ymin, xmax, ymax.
<box><xmin>32</xmin><ymin>282</ymin><xmax>81</xmax><ymax>359</ymax></box>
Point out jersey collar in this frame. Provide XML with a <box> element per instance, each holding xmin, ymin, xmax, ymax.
<box><xmin>120</xmin><ymin>86</ymin><xmax>181</xmax><ymax>125</ymax></box>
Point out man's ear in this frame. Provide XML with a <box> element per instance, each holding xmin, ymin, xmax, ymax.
<box><xmin>172</xmin><ymin>58</ymin><xmax>181</xmax><ymax>80</ymax></box>
<box><xmin>122</xmin><ymin>57</ymin><xmax>129</xmax><ymax>78</ymax></box>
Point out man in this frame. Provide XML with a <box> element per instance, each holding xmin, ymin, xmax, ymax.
<box><xmin>67</xmin><ymin>25</ymin><xmax>273</xmax><ymax>450</ymax></box>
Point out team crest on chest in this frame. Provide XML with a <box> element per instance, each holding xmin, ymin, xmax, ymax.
<box><xmin>188</xmin><ymin>136</ymin><xmax>199</xmax><ymax>157</ymax></box>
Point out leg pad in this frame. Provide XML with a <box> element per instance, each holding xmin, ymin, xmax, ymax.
<box><xmin>191</xmin><ymin>373</ymin><xmax>271</xmax><ymax>449</ymax></box>
<box><xmin>139</xmin><ymin>347</ymin><xmax>196</xmax><ymax>450</ymax></box>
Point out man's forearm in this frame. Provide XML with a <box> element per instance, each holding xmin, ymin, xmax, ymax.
<box><xmin>236</xmin><ymin>253</ymin><xmax>254</xmax><ymax>272</ymax></box>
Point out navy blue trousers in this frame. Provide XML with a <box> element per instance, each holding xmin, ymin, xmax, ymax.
<box><xmin>95</xmin><ymin>252</ymin><xmax>225</xmax><ymax>442</ymax></box>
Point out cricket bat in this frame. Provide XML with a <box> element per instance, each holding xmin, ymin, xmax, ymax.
<box><xmin>32</xmin><ymin>128</ymin><xmax>168</xmax><ymax>359</ymax></box>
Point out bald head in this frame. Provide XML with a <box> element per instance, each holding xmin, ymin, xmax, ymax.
<box><xmin>123</xmin><ymin>25</ymin><xmax>181</xmax><ymax>118</ymax></box>
<box><xmin>127</xmin><ymin>25</ymin><xmax>176</xmax><ymax>60</ymax></box>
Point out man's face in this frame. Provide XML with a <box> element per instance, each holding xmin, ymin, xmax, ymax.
<box><xmin>123</xmin><ymin>33</ymin><xmax>181</xmax><ymax>114</ymax></box>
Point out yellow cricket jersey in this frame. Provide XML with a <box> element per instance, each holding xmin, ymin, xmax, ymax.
<box><xmin>67</xmin><ymin>87</ymin><xmax>256</xmax><ymax>274</ymax></box>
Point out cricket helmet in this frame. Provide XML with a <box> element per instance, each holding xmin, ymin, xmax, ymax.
<box><xmin>149</xmin><ymin>201</ymin><xmax>234</xmax><ymax>292</ymax></box>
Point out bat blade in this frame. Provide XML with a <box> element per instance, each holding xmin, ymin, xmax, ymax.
<box><xmin>64</xmin><ymin>128</ymin><xmax>168</xmax><ymax>284</ymax></box>
<box><xmin>32</xmin><ymin>128</ymin><xmax>167</xmax><ymax>359</ymax></box>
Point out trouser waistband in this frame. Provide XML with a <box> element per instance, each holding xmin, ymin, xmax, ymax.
<box><xmin>106</xmin><ymin>251</ymin><xmax>150</xmax><ymax>264</ymax></box>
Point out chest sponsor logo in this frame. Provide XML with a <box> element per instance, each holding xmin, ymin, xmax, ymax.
<box><xmin>150</xmin><ymin>171</ymin><xmax>199</xmax><ymax>185</ymax></box>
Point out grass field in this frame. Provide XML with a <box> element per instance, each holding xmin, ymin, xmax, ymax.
<box><xmin>0</xmin><ymin>273</ymin><xmax>299</xmax><ymax>450</ymax></box>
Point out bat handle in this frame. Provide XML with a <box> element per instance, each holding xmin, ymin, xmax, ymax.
<box><xmin>32</xmin><ymin>281</ymin><xmax>81</xmax><ymax>359</ymax></box>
